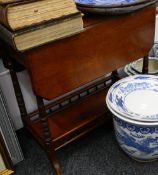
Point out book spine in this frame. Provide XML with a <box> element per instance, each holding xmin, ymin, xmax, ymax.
<box><xmin>16</xmin><ymin>12</ymin><xmax>82</xmax><ymax>34</ymax></box>
<box><xmin>0</xmin><ymin>5</ymin><xmax>11</xmax><ymax>30</ymax></box>
<box><xmin>0</xmin><ymin>0</ymin><xmax>15</xmax><ymax>4</ymax></box>
<box><xmin>0</xmin><ymin>24</ymin><xmax>17</xmax><ymax>50</ymax></box>
<box><xmin>0</xmin><ymin>0</ymin><xmax>25</xmax><ymax>5</ymax></box>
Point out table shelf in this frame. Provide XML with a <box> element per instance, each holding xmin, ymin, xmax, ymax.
<box><xmin>27</xmin><ymin>87</ymin><xmax>111</xmax><ymax>150</ymax></box>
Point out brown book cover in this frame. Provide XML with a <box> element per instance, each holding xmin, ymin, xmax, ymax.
<box><xmin>0</xmin><ymin>12</ymin><xmax>84</xmax><ymax>51</ymax></box>
<box><xmin>0</xmin><ymin>0</ymin><xmax>79</xmax><ymax>31</ymax></box>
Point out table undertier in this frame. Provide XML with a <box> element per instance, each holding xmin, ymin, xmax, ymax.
<box><xmin>26</xmin><ymin>81</ymin><xmax>112</xmax><ymax>150</ymax></box>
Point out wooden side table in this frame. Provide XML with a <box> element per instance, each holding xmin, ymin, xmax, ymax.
<box><xmin>0</xmin><ymin>4</ymin><xmax>156</xmax><ymax>175</ymax></box>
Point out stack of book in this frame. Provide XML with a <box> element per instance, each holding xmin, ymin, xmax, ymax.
<box><xmin>0</xmin><ymin>0</ymin><xmax>84</xmax><ymax>51</ymax></box>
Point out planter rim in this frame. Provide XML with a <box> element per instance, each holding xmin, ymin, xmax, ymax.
<box><xmin>106</xmin><ymin>100</ymin><xmax>158</xmax><ymax>126</ymax></box>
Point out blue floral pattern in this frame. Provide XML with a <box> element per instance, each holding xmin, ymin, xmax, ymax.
<box><xmin>114</xmin><ymin>117</ymin><xmax>158</xmax><ymax>134</ymax></box>
<box><xmin>113</xmin><ymin>117</ymin><xmax>158</xmax><ymax>160</ymax></box>
<box><xmin>106</xmin><ymin>75</ymin><xmax>158</xmax><ymax>121</ymax></box>
<box><xmin>75</xmin><ymin>0</ymin><xmax>137</xmax><ymax>5</ymax></box>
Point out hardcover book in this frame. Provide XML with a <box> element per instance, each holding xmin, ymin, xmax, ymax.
<box><xmin>0</xmin><ymin>12</ymin><xmax>84</xmax><ymax>51</ymax></box>
<box><xmin>0</xmin><ymin>0</ymin><xmax>23</xmax><ymax>4</ymax></box>
<box><xmin>0</xmin><ymin>0</ymin><xmax>79</xmax><ymax>31</ymax></box>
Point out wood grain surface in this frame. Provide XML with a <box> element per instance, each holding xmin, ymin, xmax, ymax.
<box><xmin>24</xmin><ymin>5</ymin><xmax>156</xmax><ymax>100</ymax></box>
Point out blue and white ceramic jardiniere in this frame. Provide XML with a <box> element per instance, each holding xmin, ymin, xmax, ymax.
<box><xmin>107</xmin><ymin>101</ymin><xmax>158</xmax><ymax>161</ymax></box>
<box><xmin>106</xmin><ymin>75</ymin><xmax>158</xmax><ymax>161</ymax></box>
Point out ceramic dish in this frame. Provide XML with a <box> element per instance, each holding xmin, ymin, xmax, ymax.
<box><xmin>76</xmin><ymin>1</ymin><xmax>156</xmax><ymax>14</ymax></box>
<box><xmin>127</xmin><ymin>63</ymin><xmax>139</xmax><ymax>75</ymax></box>
<box><xmin>106</xmin><ymin>75</ymin><xmax>158</xmax><ymax>122</ymax></box>
<box><xmin>131</xmin><ymin>57</ymin><xmax>158</xmax><ymax>74</ymax></box>
<box><xmin>107</xmin><ymin>101</ymin><xmax>158</xmax><ymax>126</ymax></box>
<box><xmin>124</xmin><ymin>64</ymin><xmax>138</xmax><ymax>76</ymax></box>
<box><xmin>124</xmin><ymin>64</ymin><xmax>133</xmax><ymax>76</ymax></box>
<box><xmin>75</xmin><ymin>0</ymin><xmax>155</xmax><ymax>7</ymax></box>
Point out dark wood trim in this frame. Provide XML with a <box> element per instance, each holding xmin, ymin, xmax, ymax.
<box><xmin>142</xmin><ymin>55</ymin><xmax>149</xmax><ymax>74</ymax></box>
<box><xmin>29</xmin><ymin>74</ymin><xmax>112</xmax><ymax>120</ymax></box>
<box><xmin>36</xmin><ymin>96</ymin><xmax>62</xmax><ymax>175</ymax></box>
<box><xmin>1</xmin><ymin>54</ymin><xmax>28</xmax><ymax>124</ymax></box>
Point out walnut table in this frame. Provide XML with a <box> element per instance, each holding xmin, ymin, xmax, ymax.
<box><xmin>0</xmin><ymin>4</ymin><xmax>156</xmax><ymax>175</ymax></box>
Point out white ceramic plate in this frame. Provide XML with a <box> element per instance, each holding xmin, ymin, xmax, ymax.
<box><xmin>106</xmin><ymin>75</ymin><xmax>158</xmax><ymax>122</ymax></box>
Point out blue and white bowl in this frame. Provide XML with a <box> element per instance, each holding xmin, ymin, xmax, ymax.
<box><xmin>75</xmin><ymin>0</ymin><xmax>157</xmax><ymax>14</ymax></box>
<box><xmin>106</xmin><ymin>75</ymin><xmax>158</xmax><ymax>161</ymax></box>
<box><xmin>106</xmin><ymin>75</ymin><xmax>158</xmax><ymax>122</ymax></box>
<box><xmin>75</xmin><ymin>0</ymin><xmax>154</xmax><ymax>7</ymax></box>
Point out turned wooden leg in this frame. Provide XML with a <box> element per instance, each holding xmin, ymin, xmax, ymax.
<box><xmin>36</xmin><ymin>96</ymin><xmax>62</xmax><ymax>175</ymax></box>
<box><xmin>142</xmin><ymin>55</ymin><xmax>149</xmax><ymax>74</ymax></box>
<box><xmin>49</xmin><ymin>149</ymin><xmax>63</xmax><ymax>175</ymax></box>
<box><xmin>2</xmin><ymin>54</ymin><xmax>27</xmax><ymax>124</ymax></box>
<box><xmin>112</xmin><ymin>70</ymin><xmax>119</xmax><ymax>83</ymax></box>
